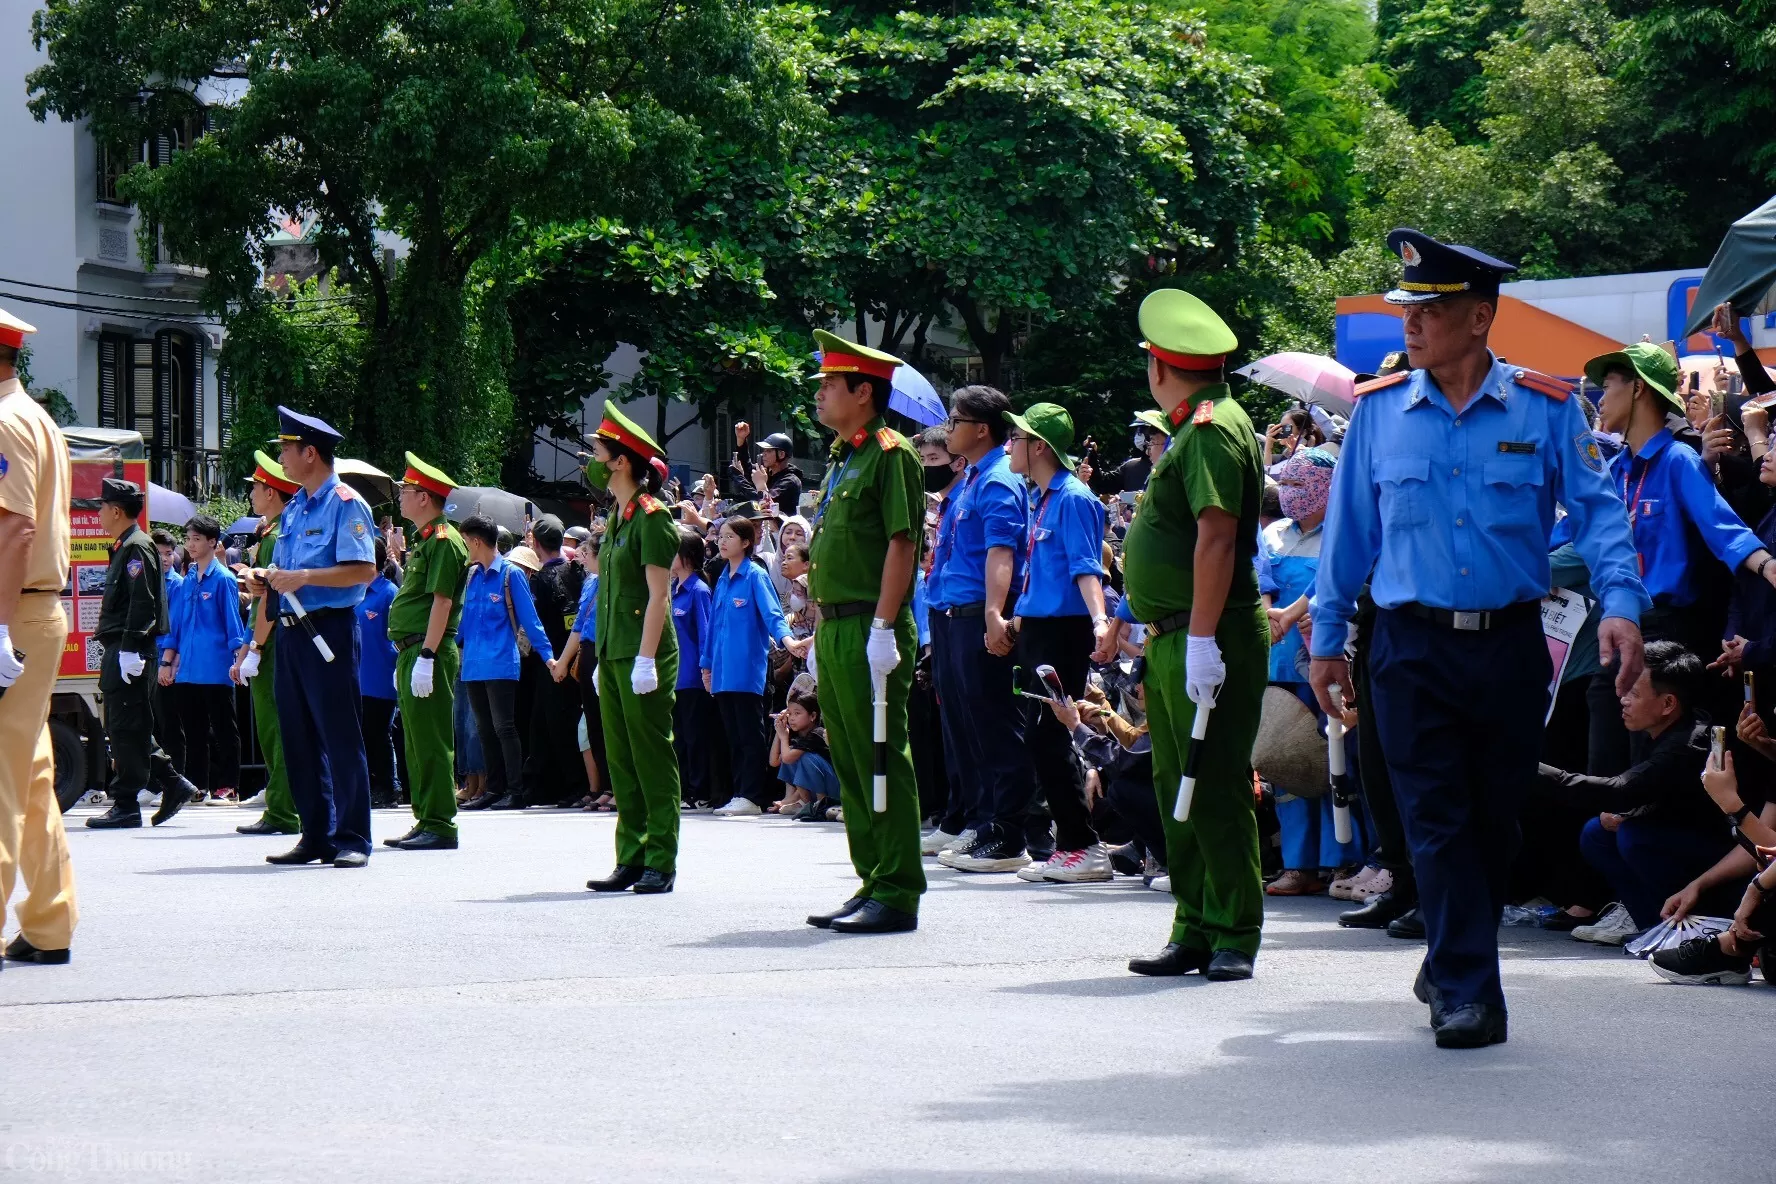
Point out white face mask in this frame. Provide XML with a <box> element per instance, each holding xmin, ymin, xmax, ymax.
<box><xmin>789</xmin><ymin>594</ymin><xmax>807</xmax><ymax>611</ymax></box>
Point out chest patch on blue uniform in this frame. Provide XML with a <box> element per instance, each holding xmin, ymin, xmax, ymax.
<box><xmin>733</xmin><ymin>598</ymin><xmax>747</xmax><ymax>608</ymax></box>
<box><xmin>1497</xmin><ymin>441</ymin><xmax>1537</xmax><ymax>455</ymax></box>
<box><xmin>1574</xmin><ymin>432</ymin><xmax>1605</xmax><ymax>474</ymax></box>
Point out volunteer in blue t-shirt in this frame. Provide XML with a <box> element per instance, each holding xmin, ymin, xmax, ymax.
<box><xmin>161</xmin><ymin>514</ymin><xmax>248</xmax><ymax>802</ymax></box>
<box><xmin>356</xmin><ymin>538</ymin><xmax>400</xmax><ymax>807</ymax></box>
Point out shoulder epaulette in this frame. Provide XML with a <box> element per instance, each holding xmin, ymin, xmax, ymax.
<box><xmin>1192</xmin><ymin>401</ymin><xmax>1215</xmax><ymax>426</ymax></box>
<box><xmin>1511</xmin><ymin>367</ymin><xmax>1572</xmax><ymax>401</ymax></box>
<box><xmin>1353</xmin><ymin>371</ymin><xmax>1410</xmax><ymax>397</ymax></box>
<box><xmin>334</xmin><ymin>483</ymin><xmax>358</xmax><ymax>501</ymax></box>
<box><xmin>876</xmin><ymin>427</ymin><xmax>900</xmax><ymax>451</ymax></box>
<box><xmin>638</xmin><ymin>493</ymin><xmax>665</xmax><ymax>514</ymax></box>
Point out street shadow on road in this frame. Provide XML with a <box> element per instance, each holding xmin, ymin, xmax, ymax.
<box><xmin>136</xmin><ymin>864</ymin><xmax>293</xmax><ymax>875</ymax></box>
<box><xmin>672</xmin><ymin>928</ymin><xmax>836</xmax><ymax>950</ymax></box>
<box><xmin>996</xmin><ymin>974</ymin><xmax>1193</xmax><ymax>998</ymax></box>
<box><xmin>462</xmin><ymin>891</ymin><xmax>611</xmax><ymax>903</ymax></box>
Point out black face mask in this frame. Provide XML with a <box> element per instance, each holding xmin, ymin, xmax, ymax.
<box><xmin>923</xmin><ymin>463</ymin><xmax>956</xmax><ymax>493</ymax></box>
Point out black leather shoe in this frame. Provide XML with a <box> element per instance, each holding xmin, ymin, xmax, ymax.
<box><xmin>1434</xmin><ymin>1003</ymin><xmax>1508</xmax><ymax>1049</ymax></box>
<box><xmin>394</xmin><ymin>829</ymin><xmax>458</xmax><ymax>851</ymax></box>
<box><xmin>489</xmin><ymin>793</ymin><xmax>528</xmax><ymax>810</ymax></box>
<box><xmin>1128</xmin><ymin>943</ymin><xmax>1210</xmax><ymax>977</ymax></box>
<box><xmin>1339</xmin><ymin>886</ymin><xmax>1417</xmax><ymax>929</ymax></box>
<box><xmin>830</xmin><ymin>899</ymin><xmax>917</xmax><ymax>933</ymax></box>
<box><xmin>85</xmin><ymin>805</ymin><xmax>143</xmax><ymax>829</ymax></box>
<box><xmin>238</xmin><ymin>817</ymin><xmax>300</xmax><ymax>836</ymax></box>
<box><xmin>151</xmin><ymin>777</ymin><xmax>197</xmax><ymax>826</ymax></box>
<box><xmin>1205</xmin><ymin>949</ymin><xmax>1255</xmax><ymax>981</ymax></box>
<box><xmin>587</xmin><ymin>865</ymin><xmax>646</xmax><ymax>892</ymax></box>
<box><xmin>1413</xmin><ymin>961</ymin><xmax>1448</xmax><ymax>1027</ymax></box>
<box><xmin>4</xmin><ymin>936</ymin><xmax>70</xmax><ymax>964</ymax></box>
<box><xmin>807</xmin><ymin>896</ymin><xmax>868</xmax><ymax>928</ymax></box>
<box><xmin>382</xmin><ymin>826</ymin><xmax>422</xmax><ymax>848</ymax></box>
<box><xmin>333</xmin><ymin>850</ymin><xmax>369</xmax><ymax>868</ymax></box>
<box><xmin>266</xmin><ymin>842</ymin><xmax>335</xmax><ymax>866</ymax></box>
<box><xmin>459</xmin><ymin>792</ymin><xmax>500</xmax><ymax>811</ymax></box>
<box><xmin>1387</xmin><ymin>906</ymin><xmax>1427</xmax><ymax>940</ymax></box>
<box><xmin>632</xmin><ymin>868</ymin><xmax>676</xmax><ymax>894</ymax></box>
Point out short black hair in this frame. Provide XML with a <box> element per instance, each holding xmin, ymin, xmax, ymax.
<box><xmin>951</xmin><ymin>385</ymin><xmax>1012</xmax><ymax>445</ymax></box>
<box><xmin>604</xmin><ymin>438</ymin><xmax>663</xmax><ymax>495</ymax></box>
<box><xmin>675</xmin><ymin>525</ymin><xmax>705</xmax><ymax>572</ymax></box>
<box><xmin>842</xmin><ymin>372</ymin><xmax>889</xmax><ymax>416</ymax></box>
<box><xmin>460</xmin><ymin>513</ymin><xmax>499</xmax><ymax>549</ymax></box>
<box><xmin>375</xmin><ymin>535</ymin><xmax>389</xmax><ymax>569</ymax></box>
<box><xmin>723</xmin><ymin>515</ymin><xmax>759</xmax><ymax>553</ymax></box>
<box><xmin>1643</xmin><ymin>640</ymin><xmax>1704</xmax><ymax>711</ymax></box>
<box><xmin>184</xmin><ymin>514</ymin><xmax>221</xmax><ymax>542</ymax></box>
<box><xmin>108</xmin><ymin>488</ymin><xmax>145</xmax><ymax>519</ymax></box>
<box><xmin>1260</xmin><ymin>483</ymin><xmax>1283</xmax><ymax>520</ymax></box>
<box><xmin>917</xmin><ymin>425</ymin><xmax>952</xmax><ymax>453</ymax></box>
<box><xmin>787</xmin><ymin>687</ymin><xmax>820</xmax><ymax>721</ymax></box>
<box><xmin>0</xmin><ymin>344</ymin><xmax>17</xmax><ymax>368</ymax></box>
<box><xmin>150</xmin><ymin>528</ymin><xmax>176</xmax><ymax>549</ymax></box>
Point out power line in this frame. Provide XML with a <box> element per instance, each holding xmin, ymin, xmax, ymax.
<box><xmin>0</xmin><ymin>275</ymin><xmax>203</xmax><ymax>305</ymax></box>
<box><xmin>0</xmin><ymin>289</ymin><xmax>222</xmax><ymax>324</ymax></box>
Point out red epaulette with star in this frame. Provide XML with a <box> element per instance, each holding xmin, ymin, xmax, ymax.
<box><xmin>876</xmin><ymin>427</ymin><xmax>900</xmax><ymax>451</ymax></box>
<box><xmin>1511</xmin><ymin>367</ymin><xmax>1572</xmax><ymax>401</ymax></box>
<box><xmin>1192</xmin><ymin>401</ymin><xmax>1215</xmax><ymax>426</ymax></box>
<box><xmin>1353</xmin><ymin>372</ymin><xmax>1410</xmax><ymax>397</ymax></box>
<box><xmin>638</xmin><ymin>493</ymin><xmax>664</xmax><ymax>515</ymax></box>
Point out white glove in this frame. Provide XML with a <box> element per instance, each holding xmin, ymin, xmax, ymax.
<box><xmin>238</xmin><ymin>648</ymin><xmax>262</xmax><ymax>682</ymax></box>
<box><xmin>118</xmin><ymin>650</ymin><xmax>147</xmax><ymax>684</ymax></box>
<box><xmin>411</xmin><ymin>654</ymin><xmax>435</xmax><ymax>698</ymax></box>
<box><xmin>805</xmin><ymin>643</ymin><xmax>817</xmax><ymax>684</ymax></box>
<box><xmin>0</xmin><ymin>624</ymin><xmax>22</xmax><ymax>689</ymax></box>
<box><xmin>866</xmin><ymin>624</ymin><xmax>899</xmax><ymax>679</ymax></box>
<box><xmin>1185</xmin><ymin>634</ymin><xmax>1225</xmax><ymax>707</ymax></box>
<box><xmin>631</xmin><ymin>655</ymin><xmax>659</xmax><ymax>695</ymax></box>
<box><xmin>593</xmin><ymin>662</ymin><xmax>604</xmax><ymax>690</ymax></box>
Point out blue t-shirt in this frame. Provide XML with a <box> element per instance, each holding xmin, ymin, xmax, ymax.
<box><xmin>671</xmin><ymin>573</ymin><xmax>711</xmax><ymax>690</ymax></box>
<box><xmin>930</xmin><ymin>445</ymin><xmax>1027</xmax><ymax>608</ymax></box>
<box><xmin>702</xmin><ymin>560</ymin><xmax>790</xmax><ymax>695</ymax></box>
<box><xmin>356</xmin><ymin>574</ymin><xmax>399</xmax><ymax>700</ymax></box>
<box><xmin>459</xmin><ymin>555</ymin><xmax>555</xmax><ymax>682</ymax></box>
<box><xmin>168</xmin><ymin>558</ymin><xmax>248</xmax><ymax>685</ymax></box>
<box><xmin>1017</xmin><ymin>470</ymin><xmax>1106</xmax><ymax>618</ymax></box>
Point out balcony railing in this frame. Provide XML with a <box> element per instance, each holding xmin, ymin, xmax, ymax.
<box><xmin>153</xmin><ymin>445</ymin><xmax>223</xmax><ymax>502</ymax></box>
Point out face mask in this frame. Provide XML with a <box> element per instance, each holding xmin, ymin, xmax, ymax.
<box><xmin>789</xmin><ymin>594</ymin><xmax>806</xmax><ymax>611</ymax></box>
<box><xmin>923</xmin><ymin>463</ymin><xmax>955</xmax><ymax>493</ymax></box>
<box><xmin>583</xmin><ymin>459</ymin><xmax>611</xmax><ymax>491</ymax></box>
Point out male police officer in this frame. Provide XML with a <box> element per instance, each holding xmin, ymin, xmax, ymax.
<box><xmin>235</xmin><ymin>451</ymin><xmax>302</xmax><ymax>835</ymax></box>
<box><xmin>239</xmin><ymin>407</ymin><xmax>378</xmax><ymax>867</ymax></box>
<box><xmin>1309</xmin><ymin>229</ymin><xmax>1649</xmax><ymax>1048</ymax></box>
<box><xmin>1121</xmin><ymin>290</ymin><xmax>1269</xmax><ymax>983</ymax></box>
<box><xmin>804</xmin><ymin>330</ymin><xmax>926</xmax><ymax>934</ymax></box>
<box><xmin>86</xmin><ymin>479</ymin><xmax>199</xmax><ymax>828</ymax></box>
<box><xmin>383</xmin><ymin>453</ymin><xmax>470</xmax><ymax>850</ymax></box>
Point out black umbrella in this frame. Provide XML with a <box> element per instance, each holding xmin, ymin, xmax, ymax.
<box><xmin>444</xmin><ymin>486</ymin><xmax>533</xmax><ymax>535</ymax></box>
<box><xmin>1684</xmin><ymin>195</ymin><xmax>1776</xmax><ymax>337</ymax></box>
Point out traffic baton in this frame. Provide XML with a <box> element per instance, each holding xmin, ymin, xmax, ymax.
<box><xmin>274</xmin><ymin>571</ymin><xmax>336</xmax><ymax>663</ymax></box>
<box><xmin>1172</xmin><ymin>696</ymin><xmax>1214</xmax><ymax>823</ymax></box>
<box><xmin>1327</xmin><ymin>684</ymin><xmax>1353</xmax><ymax>845</ymax></box>
<box><xmin>872</xmin><ymin>669</ymin><xmax>888</xmax><ymax>813</ymax></box>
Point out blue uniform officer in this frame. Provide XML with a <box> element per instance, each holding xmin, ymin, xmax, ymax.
<box><xmin>241</xmin><ymin>405</ymin><xmax>379</xmax><ymax>867</ymax></box>
<box><xmin>1309</xmin><ymin>229</ymin><xmax>1651</xmax><ymax>1050</ymax></box>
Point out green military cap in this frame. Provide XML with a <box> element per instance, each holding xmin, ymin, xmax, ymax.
<box><xmin>587</xmin><ymin>401</ymin><xmax>665</xmax><ymax>460</ymax></box>
<box><xmin>1583</xmin><ymin>342</ymin><xmax>1683</xmax><ymax>418</ymax></box>
<box><xmin>251</xmin><ymin>449</ymin><xmax>300</xmax><ymax>495</ymax></box>
<box><xmin>399</xmin><ymin>451</ymin><xmax>457</xmax><ymax>498</ymax></box>
<box><xmin>813</xmin><ymin>329</ymin><xmax>902</xmax><ymax>382</ymax></box>
<box><xmin>1004</xmin><ymin>402</ymin><xmax>1078</xmax><ymax>471</ymax></box>
<box><xmin>1131</xmin><ymin>408</ymin><xmax>1172</xmax><ymax>438</ymax></box>
<box><xmin>1138</xmin><ymin>289</ymin><xmax>1239</xmax><ymax>367</ymax></box>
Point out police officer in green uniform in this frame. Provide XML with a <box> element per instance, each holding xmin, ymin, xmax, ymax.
<box><xmin>235</xmin><ymin>451</ymin><xmax>302</xmax><ymax>836</ymax></box>
<box><xmin>85</xmin><ymin>478</ymin><xmax>199</xmax><ymax>829</ymax></box>
<box><xmin>582</xmin><ymin>405</ymin><xmax>683</xmax><ymax>895</ymax></box>
<box><xmin>383</xmin><ymin>452</ymin><xmax>470</xmax><ymax>851</ymax></box>
<box><xmin>1122</xmin><ymin>289</ymin><xmax>1268</xmax><ymax>980</ymax></box>
<box><xmin>803</xmin><ymin>330</ymin><xmax>926</xmax><ymax>935</ymax></box>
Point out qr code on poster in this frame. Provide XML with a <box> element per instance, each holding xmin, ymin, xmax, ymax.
<box><xmin>85</xmin><ymin>637</ymin><xmax>104</xmax><ymax>673</ymax></box>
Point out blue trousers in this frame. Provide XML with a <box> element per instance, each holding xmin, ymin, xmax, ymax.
<box><xmin>929</xmin><ymin>611</ymin><xmax>1033</xmax><ymax>842</ymax></box>
<box><xmin>1370</xmin><ymin>608</ymin><xmax>1549</xmax><ymax>1012</ymax></box>
<box><xmin>274</xmin><ymin>610</ymin><xmax>373</xmax><ymax>856</ymax></box>
<box><xmin>1580</xmin><ymin>817</ymin><xmax>1730</xmax><ymax>930</ymax></box>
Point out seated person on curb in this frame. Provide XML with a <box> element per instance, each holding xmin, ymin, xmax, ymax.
<box><xmin>1037</xmin><ymin>670</ymin><xmax>1154</xmax><ymax>886</ymax></box>
<box><xmin>1536</xmin><ymin>641</ymin><xmax>1730</xmax><ymax>945</ymax></box>
<box><xmin>771</xmin><ymin>688</ymin><xmax>839</xmax><ymax>822</ymax></box>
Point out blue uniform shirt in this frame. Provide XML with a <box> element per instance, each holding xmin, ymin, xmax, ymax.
<box><xmin>168</xmin><ymin>558</ymin><xmax>248</xmax><ymax>685</ymax></box>
<box><xmin>1615</xmin><ymin>427</ymin><xmax>1760</xmax><ymax>607</ymax></box>
<box><xmin>355</xmin><ymin>574</ymin><xmax>399</xmax><ymax>700</ymax></box>
<box><xmin>1017</xmin><ymin>470</ymin><xmax>1106</xmax><ymax>618</ymax></box>
<box><xmin>702</xmin><ymin>560</ymin><xmax>790</xmax><ymax>695</ymax></box>
<box><xmin>925</xmin><ymin>491</ymin><xmax>962</xmax><ymax>610</ymax></box>
<box><xmin>671</xmin><ymin>573</ymin><xmax>710</xmax><ymax>691</ymax></box>
<box><xmin>912</xmin><ymin>568</ymin><xmax>931</xmax><ymax>647</ymax></box>
<box><xmin>1311</xmin><ymin>357</ymin><xmax>1649</xmax><ymax>658</ymax></box>
<box><xmin>157</xmin><ymin>567</ymin><xmax>184</xmax><ymax>659</ymax></box>
<box><xmin>932</xmin><ymin>445</ymin><xmax>1027</xmax><ymax>608</ymax></box>
<box><xmin>458</xmin><ymin>554</ymin><xmax>555</xmax><ymax>682</ymax></box>
<box><xmin>571</xmin><ymin>572</ymin><xmax>600</xmax><ymax>643</ymax></box>
<box><xmin>272</xmin><ymin>472</ymin><xmax>377</xmax><ymax>610</ymax></box>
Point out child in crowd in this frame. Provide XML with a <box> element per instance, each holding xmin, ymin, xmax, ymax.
<box><xmin>770</xmin><ymin>689</ymin><xmax>838</xmax><ymax>821</ymax></box>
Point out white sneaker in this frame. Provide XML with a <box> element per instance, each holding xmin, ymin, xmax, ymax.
<box><xmin>1148</xmin><ymin>874</ymin><xmax>1172</xmax><ymax>894</ymax></box>
<box><xmin>1017</xmin><ymin>852</ymin><xmax>1062</xmax><ymax>882</ymax></box>
<box><xmin>240</xmin><ymin>790</ymin><xmax>267</xmax><ymax>808</ymax></box>
<box><xmin>921</xmin><ymin>828</ymin><xmax>960</xmax><ymax>856</ymax></box>
<box><xmin>1045</xmin><ymin>844</ymin><xmax>1114</xmax><ymax>883</ymax></box>
<box><xmin>1571</xmin><ymin>902</ymin><xmax>1638</xmax><ymax>946</ymax></box>
<box><xmin>939</xmin><ymin>827</ymin><xmax>977</xmax><ymax>856</ymax></box>
<box><xmin>713</xmin><ymin>797</ymin><xmax>763</xmax><ymax>816</ymax></box>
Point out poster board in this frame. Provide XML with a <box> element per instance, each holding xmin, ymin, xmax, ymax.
<box><xmin>1541</xmin><ymin>587</ymin><xmax>1592</xmax><ymax>724</ymax></box>
<box><xmin>59</xmin><ymin>427</ymin><xmax>149</xmax><ymax>680</ymax></box>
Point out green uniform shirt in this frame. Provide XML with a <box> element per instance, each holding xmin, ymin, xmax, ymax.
<box><xmin>96</xmin><ymin>523</ymin><xmax>168</xmax><ymax>649</ymax></box>
<box><xmin>387</xmin><ymin>515</ymin><xmax>469</xmax><ymax>638</ymax></box>
<box><xmin>595</xmin><ymin>492</ymin><xmax>679</xmax><ymax>660</ymax></box>
<box><xmin>807</xmin><ymin>416</ymin><xmax>924</xmax><ymax>605</ymax></box>
<box><xmin>248</xmin><ymin>521</ymin><xmax>279</xmax><ymax>629</ymax></box>
<box><xmin>1122</xmin><ymin>384</ymin><xmax>1262</xmax><ymax>621</ymax></box>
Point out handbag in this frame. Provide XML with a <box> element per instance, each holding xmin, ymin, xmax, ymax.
<box><xmin>1250</xmin><ymin>685</ymin><xmax>1328</xmax><ymax>798</ymax></box>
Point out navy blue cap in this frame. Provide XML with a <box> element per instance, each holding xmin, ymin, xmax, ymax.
<box><xmin>100</xmin><ymin>477</ymin><xmax>142</xmax><ymax>506</ymax></box>
<box><xmin>273</xmin><ymin>404</ymin><xmax>344</xmax><ymax>447</ymax></box>
<box><xmin>1383</xmin><ymin>229</ymin><xmax>1517</xmax><ymax>306</ymax></box>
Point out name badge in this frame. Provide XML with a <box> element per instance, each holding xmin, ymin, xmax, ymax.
<box><xmin>1497</xmin><ymin>441</ymin><xmax>1537</xmax><ymax>455</ymax></box>
<box><xmin>304</xmin><ymin>528</ymin><xmax>324</xmax><ymax>536</ymax></box>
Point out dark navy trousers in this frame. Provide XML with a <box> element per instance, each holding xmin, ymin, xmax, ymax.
<box><xmin>1369</xmin><ymin>607</ymin><xmax>1550</xmax><ymax>1012</ymax></box>
<box><xmin>929</xmin><ymin>610</ymin><xmax>1033</xmax><ymax>845</ymax></box>
<box><xmin>275</xmin><ymin>609</ymin><xmax>373</xmax><ymax>856</ymax></box>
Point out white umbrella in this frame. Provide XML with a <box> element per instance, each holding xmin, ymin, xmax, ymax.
<box><xmin>148</xmin><ymin>482</ymin><xmax>198</xmax><ymax>527</ymax></box>
<box><xmin>1235</xmin><ymin>352</ymin><xmax>1358</xmax><ymax>415</ymax></box>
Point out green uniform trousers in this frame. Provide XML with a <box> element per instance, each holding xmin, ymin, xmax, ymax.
<box><xmin>1147</xmin><ymin>604</ymin><xmax>1268</xmax><ymax>957</ymax></box>
<box><xmin>815</xmin><ymin>610</ymin><xmax>925</xmax><ymax>915</ymax></box>
<box><xmin>251</xmin><ymin>641</ymin><xmax>300</xmax><ymax>831</ymax></box>
<box><xmin>397</xmin><ymin>640</ymin><xmax>460</xmax><ymax>839</ymax></box>
<box><xmin>599</xmin><ymin>651</ymin><xmax>681</xmax><ymax>873</ymax></box>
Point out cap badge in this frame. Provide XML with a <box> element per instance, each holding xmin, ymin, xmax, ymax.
<box><xmin>1399</xmin><ymin>241</ymin><xmax>1422</xmax><ymax>266</ymax></box>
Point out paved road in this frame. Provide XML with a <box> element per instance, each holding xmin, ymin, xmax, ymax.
<box><xmin>2</xmin><ymin>802</ymin><xmax>1767</xmax><ymax>1182</ymax></box>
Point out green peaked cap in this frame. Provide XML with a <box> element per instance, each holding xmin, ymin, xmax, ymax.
<box><xmin>1003</xmin><ymin>402</ymin><xmax>1078</xmax><ymax>471</ymax></box>
<box><xmin>1131</xmin><ymin>408</ymin><xmax>1173</xmax><ymax>438</ymax></box>
<box><xmin>1137</xmin><ymin>288</ymin><xmax>1239</xmax><ymax>361</ymax></box>
<box><xmin>400</xmin><ymin>451</ymin><xmax>457</xmax><ymax>496</ymax></box>
<box><xmin>812</xmin><ymin>328</ymin><xmax>902</xmax><ymax>378</ymax></box>
<box><xmin>250</xmin><ymin>449</ymin><xmax>298</xmax><ymax>492</ymax></box>
<box><xmin>588</xmin><ymin>401</ymin><xmax>665</xmax><ymax>460</ymax></box>
<box><xmin>1583</xmin><ymin>341</ymin><xmax>1684</xmax><ymax>418</ymax></box>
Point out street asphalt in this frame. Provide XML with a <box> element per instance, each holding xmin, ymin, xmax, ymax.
<box><xmin>1</xmin><ymin>800</ymin><xmax>1769</xmax><ymax>1182</ymax></box>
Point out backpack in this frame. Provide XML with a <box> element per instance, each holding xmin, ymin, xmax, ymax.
<box><xmin>501</xmin><ymin>564</ymin><xmax>533</xmax><ymax>658</ymax></box>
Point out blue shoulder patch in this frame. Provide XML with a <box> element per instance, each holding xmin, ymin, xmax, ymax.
<box><xmin>1574</xmin><ymin>432</ymin><xmax>1605</xmax><ymax>474</ymax></box>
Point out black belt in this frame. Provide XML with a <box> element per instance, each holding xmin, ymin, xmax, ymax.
<box><xmin>1396</xmin><ymin>600</ymin><xmax>1540</xmax><ymax>632</ymax></box>
<box><xmin>280</xmin><ymin>606</ymin><xmax>352</xmax><ymax>628</ymax></box>
<box><xmin>937</xmin><ymin>601</ymin><xmax>985</xmax><ymax>619</ymax></box>
<box><xmin>1144</xmin><ymin>610</ymin><xmax>1192</xmax><ymax>637</ymax></box>
<box><xmin>817</xmin><ymin>601</ymin><xmax>875</xmax><ymax>622</ymax></box>
<box><xmin>393</xmin><ymin>633</ymin><xmax>455</xmax><ymax>653</ymax></box>
<box><xmin>22</xmin><ymin>588</ymin><xmax>60</xmax><ymax>595</ymax></box>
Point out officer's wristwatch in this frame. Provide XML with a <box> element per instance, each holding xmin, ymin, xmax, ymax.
<box><xmin>420</xmin><ymin>647</ymin><xmax>436</xmax><ymax>660</ymax></box>
<box><xmin>871</xmin><ymin>617</ymin><xmax>890</xmax><ymax>631</ymax></box>
<box><xmin>249</xmin><ymin>641</ymin><xmax>264</xmax><ymax>654</ymax></box>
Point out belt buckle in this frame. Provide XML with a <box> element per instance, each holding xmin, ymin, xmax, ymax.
<box><xmin>1451</xmin><ymin>610</ymin><xmax>1483</xmax><ymax>631</ymax></box>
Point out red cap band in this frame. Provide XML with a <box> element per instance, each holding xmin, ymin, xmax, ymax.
<box><xmin>401</xmin><ymin>466</ymin><xmax>452</xmax><ymax>499</ymax></box>
<box><xmin>595</xmin><ymin>416</ymin><xmax>660</xmax><ymax>461</ymax></box>
<box><xmin>819</xmin><ymin>350</ymin><xmax>898</xmax><ymax>382</ymax></box>
<box><xmin>253</xmin><ymin>465</ymin><xmax>300</xmax><ymax>495</ymax></box>
<box><xmin>0</xmin><ymin>326</ymin><xmax>25</xmax><ymax>350</ymax></box>
<box><xmin>1146</xmin><ymin>344</ymin><xmax>1226</xmax><ymax>370</ymax></box>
